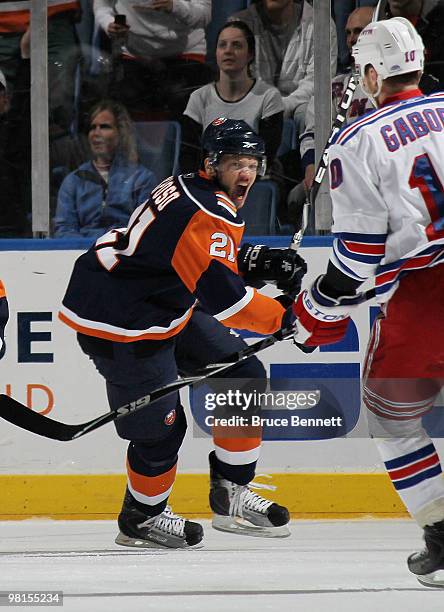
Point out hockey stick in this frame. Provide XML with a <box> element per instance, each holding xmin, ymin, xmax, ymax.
<box><xmin>287</xmin><ymin>71</ymin><xmax>358</xmax><ymax>259</ymax></box>
<box><xmin>310</xmin><ymin>1</ymin><xmax>388</xmax><ymax>202</ymax></box>
<box><xmin>330</xmin><ymin>0</ymin><xmax>387</xmax><ymax>305</ymax></box>
<box><xmin>304</xmin><ymin>69</ymin><xmax>383</xmax><ymax>305</ymax></box>
<box><xmin>309</xmin><ymin>74</ymin><xmax>357</xmax><ymax>205</ymax></box>
<box><xmin>0</xmin><ymin>326</ymin><xmax>295</xmax><ymax>442</ymax></box>
<box><xmin>290</xmin><ymin>75</ymin><xmax>358</xmax><ymax>258</ymax></box>
<box><xmin>374</xmin><ymin>0</ymin><xmax>389</xmax><ymax>21</ymax></box>
<box><xmin>292</xmin><ymin>4</ymin><xmax>390</xmax><ymax>306</ymax></box>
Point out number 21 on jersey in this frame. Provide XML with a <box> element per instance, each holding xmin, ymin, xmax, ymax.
<box><xmin>95</xmin><ymin>205</ymin><xmax>155</xmax><ymax>271</ymax></box>
<box><xmin>209</xmin><ymin>232</ymin><xmax>236</xmax><ymax>262</ymax></box>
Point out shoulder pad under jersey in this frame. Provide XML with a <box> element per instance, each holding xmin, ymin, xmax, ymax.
<box><xmin>177</xmin><ymin>173</ymin><xmax>245</xmax><ymax>228</ymax></box>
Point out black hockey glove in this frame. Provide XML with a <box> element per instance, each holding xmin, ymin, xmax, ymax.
<box><xmin>238</xmin><ymin>244</ymin><xmax>307</xmax><ymax>299</ymax></box>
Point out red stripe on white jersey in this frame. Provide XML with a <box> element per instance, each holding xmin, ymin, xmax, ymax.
<box><xmin>343</xmin><ymin>240</ymin><xmax>386</xmax><ymax>255</ymax></box>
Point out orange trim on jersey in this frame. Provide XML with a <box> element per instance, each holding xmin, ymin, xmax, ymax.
<box><xmin>0</xmin><ymin>280</ymin><xmax>5</xmax><ymax>299</ymax></box>
<box><xmin>58</xmin><ymin>309</ymin><xmax>193</xmax><ymax>342</ymax></box>
<box><xmin>215</xmin><ymin>191</ymin><xmax>237</xmax><ymax>214</ymax></box>
<box><xmin>213</xmin><ymin>435</ymin><xmax>262</xmax><ymax>450</ymax></box>
<box><xmin>127</xmin><ymin>459</ymin><xmax>177</xmax><ymax>498</ymax></box>
<box><xmin>0</xmin><ymin>2</ymin><xmax>79</xmax><ymax>33</ymax></box>
<box><xmin>221</xmin><ymin>290</ymin><xmax>285</xmax><ymax>336</ymax></box>
<box><xmin>171</xmin><ymin>209</ymin><xmax>242</xmax><ymax>292</ymax></box>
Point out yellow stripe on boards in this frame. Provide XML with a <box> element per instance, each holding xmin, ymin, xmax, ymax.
<box><xmin>0</xmin><ymin>473</ymin><xmax>410</xmax><ymax>520</ymax></box>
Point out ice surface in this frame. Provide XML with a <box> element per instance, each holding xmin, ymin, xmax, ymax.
<box><xmin>0</xmin><ymin>519</ymin><xmax>443</xmax><ymax>611</ymax></box>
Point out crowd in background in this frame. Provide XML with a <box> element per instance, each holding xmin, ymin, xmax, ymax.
<box><xmin>0</xmin><ymin>0</ymin><xmax>443</xmax><ymax>238</ymax></box>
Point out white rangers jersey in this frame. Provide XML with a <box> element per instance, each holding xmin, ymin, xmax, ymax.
<box><xmin>328</xmin><ymin>88</ymin><xmax>444</xmax><ymax>302</ymax></box>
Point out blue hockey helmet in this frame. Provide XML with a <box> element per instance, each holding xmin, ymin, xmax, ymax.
<box><xmin>201</xmin><ymin>117</ymin><xmax>267</xmax><ymax>176</ymax></box>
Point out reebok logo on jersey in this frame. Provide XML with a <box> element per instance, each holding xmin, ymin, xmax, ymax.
<box><xmin>164</xmin><ymin>409</ymin><xmax>176</xmax><ymax>426</ymax></box>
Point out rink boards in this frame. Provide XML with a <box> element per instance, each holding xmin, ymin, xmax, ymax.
<box><xmin>0</xmin><ymin>237</ymin><xmax>441</xmax><ymax>519</ymax></box>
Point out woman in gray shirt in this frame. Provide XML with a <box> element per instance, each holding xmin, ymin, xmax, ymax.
<box><xmin>180</xmin><ymin>21</ymin><xmax>284</xmax><ymax>172</ymax></box>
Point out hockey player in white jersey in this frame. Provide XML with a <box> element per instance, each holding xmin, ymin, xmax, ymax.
<box><xmin>290</xmin><ymin>17</ymin><xmax>444</xmax><ymax>587</ymax></box>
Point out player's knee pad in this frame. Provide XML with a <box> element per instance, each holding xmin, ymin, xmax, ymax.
<box><xmin>367</xmin><ymin>409</ymin><xmax>432</xmax><ymax>462</ymax></box>
<box><xmin>116</xmin><ymin>394</ymin><xmax>186</xmax><ymax>440</ymax></box>
<box><xmin>130</xmin><ymin>405</ymin><xmax>187</xmax><ymax>465</ymax></box>
<box><xmin>367</xmin><ymin>409</ymin><xmax>424</xmax><ymax>439</ymax></box>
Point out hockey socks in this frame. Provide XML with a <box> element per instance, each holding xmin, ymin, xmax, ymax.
<box><xmin>212</xmin><ymin>434</ymin><xmax>261</xmax><ymax>485</ymax></box>
<box><xmin>372</xmin><ymin>422</ymin><xmax>444</xmax><ymax>527</ymax></box>
<box><xmin>125</xmin><ymin>443</ymin><xmax>178</xmax><ymax>517</ymax></box>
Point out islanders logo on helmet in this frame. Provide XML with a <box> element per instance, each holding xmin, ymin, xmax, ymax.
<box><xmin>201</xmin><ymin>118</ymin><xmax>267</xmax><ymax>176</ymax></box>
<box><xmin>211</xmin><ymin>117</ymin><xmax>228</xmax><ymax>127</ymax></box>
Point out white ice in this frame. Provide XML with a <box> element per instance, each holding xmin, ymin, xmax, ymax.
<box><xmin>0</xmin><ymin>519</ymin><xmax>443</xmax><ymax>612</ymax></box>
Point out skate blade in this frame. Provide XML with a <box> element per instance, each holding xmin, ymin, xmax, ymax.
<box><xmin>416</xmin><ymin>570</ymin><xmax>444</xmax><ymax>589</ymax></box>
<box><xmin>212</xmin><ymin>515</ymin><xmax>290</xmax><ymax>538</ymax></box>
<box><xmin>115</xmin><ymin>532</ymin><xmax>203</xmax><ymax>550</ymax></box>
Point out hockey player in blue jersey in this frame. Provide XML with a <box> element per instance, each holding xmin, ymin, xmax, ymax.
<box><xmin>60</xmin><ymin>118</ymin><xmax>306</xmax><ymax>549</ymax></box>
<box><xmin>292</xmin><ymin>18</ymin><xmax>444</xmax><ymax>587</ymax></box>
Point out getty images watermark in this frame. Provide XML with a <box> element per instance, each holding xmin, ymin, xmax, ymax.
<box><xmin>200</xmin><ymin>388</ymin><xmax>343</xmax><ymax>430</ymax></box>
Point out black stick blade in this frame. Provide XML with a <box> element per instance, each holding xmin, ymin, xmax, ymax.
<box><xmin>0</xmin><ymin>394</ymin><xmax>84</xmax><ymax>441</ymax></box>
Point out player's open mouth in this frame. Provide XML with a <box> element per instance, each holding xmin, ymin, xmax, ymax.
<box><xmin>232</xmin><ymin>185</ymin><xmax>248</xmax><ymax>204</ymax></box>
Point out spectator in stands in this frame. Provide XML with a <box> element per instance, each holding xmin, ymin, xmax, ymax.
<box><xmin>0</xmin><ymin>1</ymin><xmax>81</xmax><ymax>132</ymax></box>
<box><xmin>375</xmin><ymin>0</ymin><xmax>444</xmax><ymax>91</ymax></box>
<box><xmin>0</xmin><ymin>2</ymin><xmax>81</xmax><ymax>236</ymax></box>
<box><xmin>0</xmin><ymin>68</ymin><xmax>19</xmax><ymax>237</ymax></box>
<box><xmin>54</xmin><ymin>100</ymin><xmax>157</xmax><ymax>238</ymax></box>
<box><xmin>93</xmin><ymin>0</ymin><xmax>214</xmax><ymax>119</ymax></box>
<box><xmin>287</xmin><ymin>6</ymin><xmax>374</xmax><ymax>229</ymax></box>
<box><xmin>0</xmin><ymin>61</ymin><xmax>30</xmax><ymax>237</ymax></box>
<box><xmin>333</xmin><ymin>1</ymin><xmax>379</xmax><ymax>72</ymax></box>
<box><xmin>230</xmin><ymin>0</ymin><xmax>337</xmax><ymax>138</ymax></box>
<box><xmin>180</xmin><ymin>21</ymin><xmax>284</xmax><ymax>173</ymax></box>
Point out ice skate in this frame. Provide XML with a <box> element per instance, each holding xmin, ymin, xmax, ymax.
<box><xmin>209</xmin><ymin>452</ymin><xmax>290</xmax><ymax>538</ymax></box>
<box><xmin>115</xmin><ymin>488</ymin><xmax>203</xmax><ymax>549</ymax></box>
<box><xmin>408</xmin><ymin>520</ymin><xmax>444</xmax><ymax>588</ymax></box>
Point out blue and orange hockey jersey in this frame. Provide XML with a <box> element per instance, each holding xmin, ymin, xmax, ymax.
<box><xmin>59</xmin><ymin>172</ymin><xmax>285</xmax><ymax>342</ymax></box>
